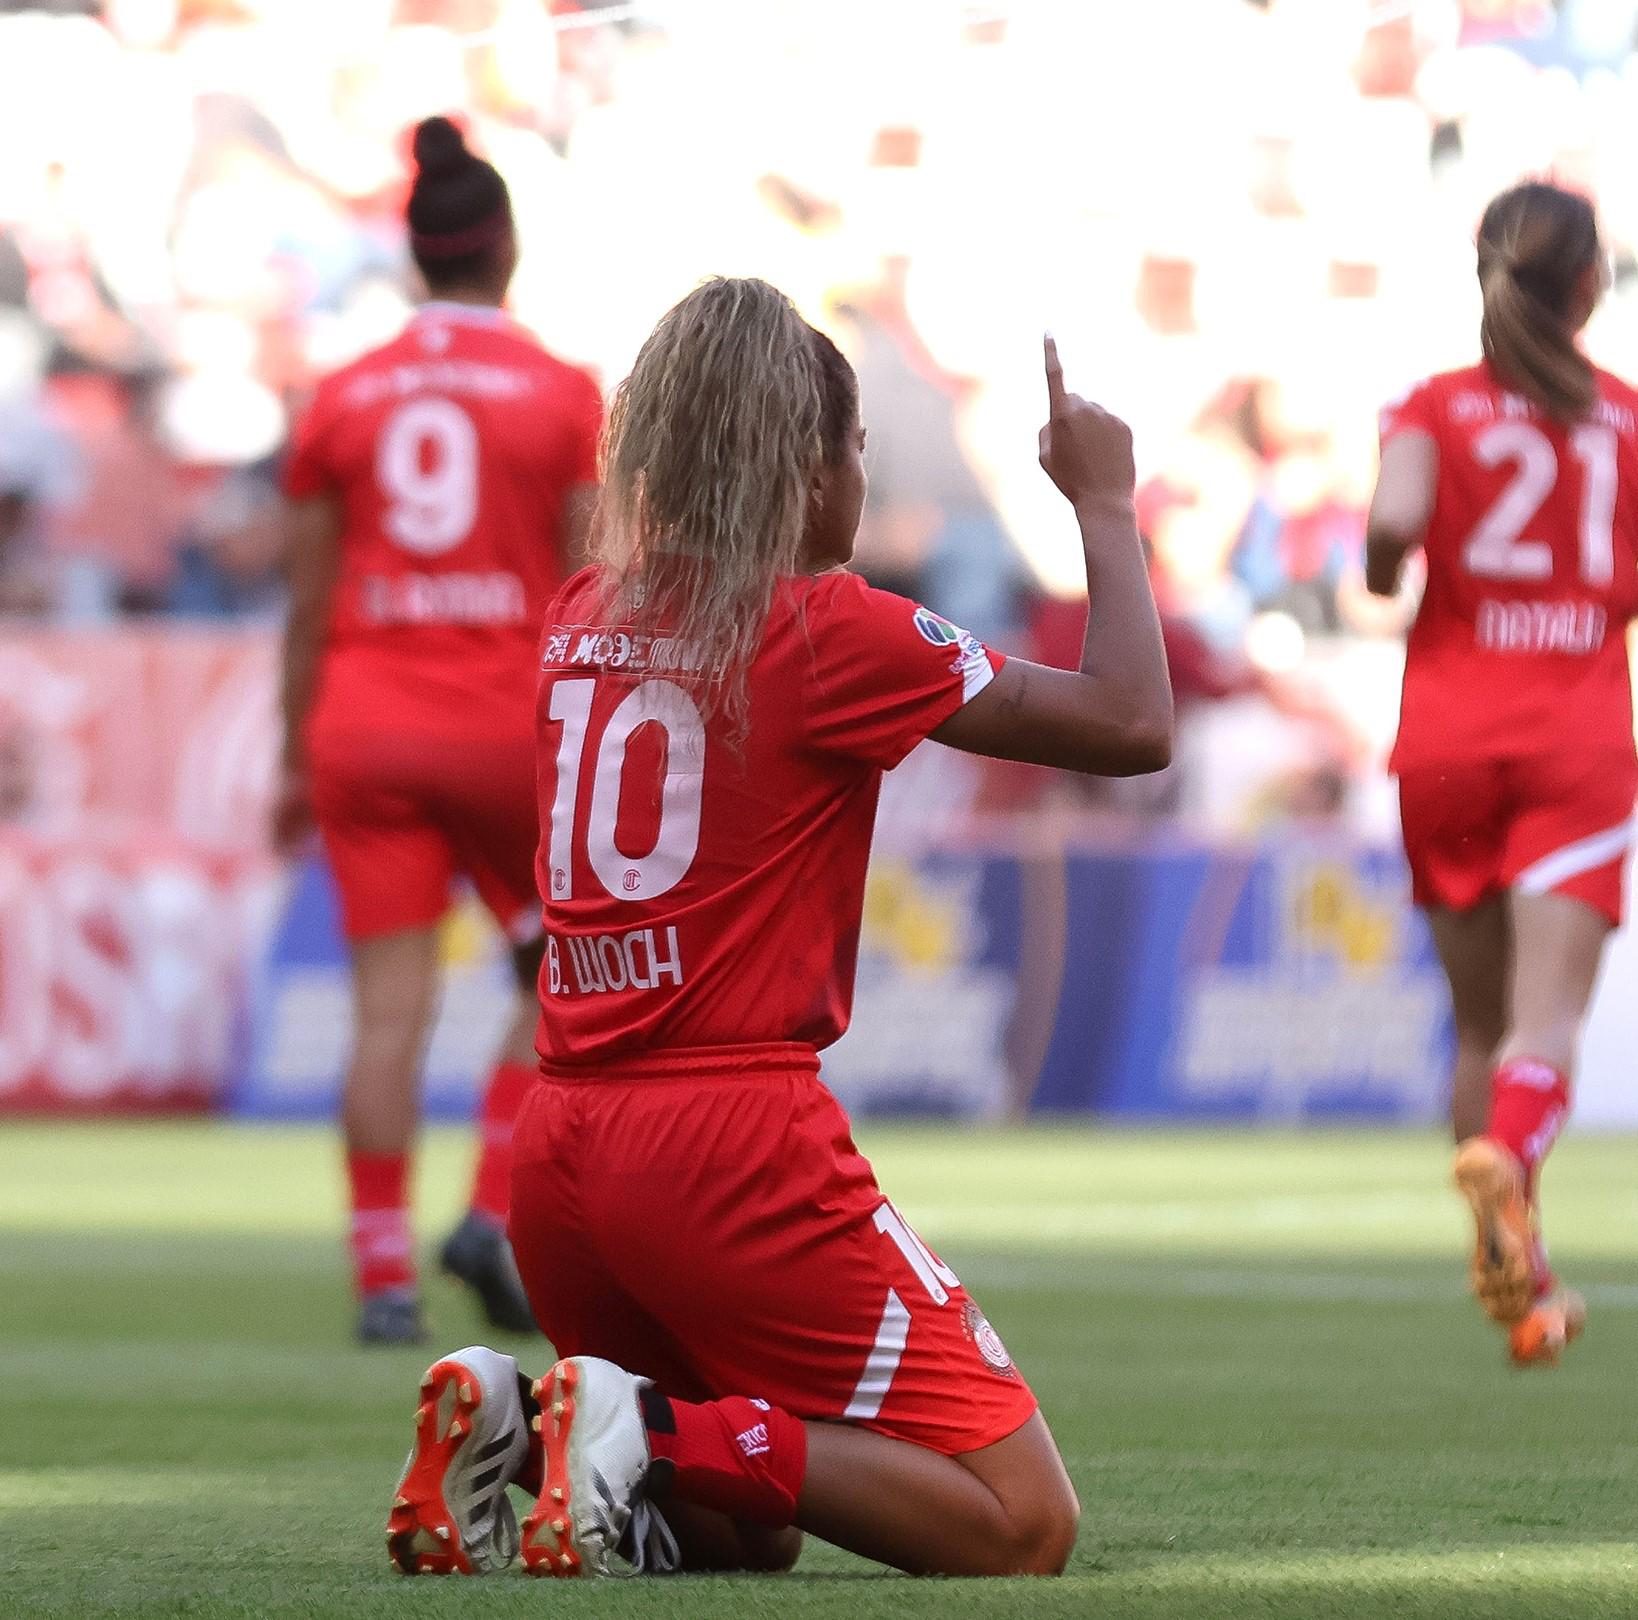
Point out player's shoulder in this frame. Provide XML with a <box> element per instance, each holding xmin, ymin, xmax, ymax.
<box><xmin>302</xmin><ymin>328</ymin><xmax>416</xmax><ymax>413</ymax></box>
<box><xmin>1592</xmin><ymin>365</ymin><xmax>1638</xmax><ymax>427</ymax></box>
<box><xmin>1379</xmin><ymin>363</ymin><xmax>1494</xmax><ymax>444</ymax></box>
<box><xmin>511</xmin><ymin>337</ymin><xmax>602</xmax><ymax>404</ymax></box>
<box><xmin>786</xmin><ymin>567</ymin><xmax>918</xmax><ymax>624</ymax></box>
<box><xmin>545</xmin><ymin>563</ymin><xmax>605</xmax><ymax>620</ymax></box>
<box><xmin>1383</xmin><ymin>363</ymin><xmax>1483</xmax><ymax>412</ymax></box>
<box><xmin>779</xmin><ymin>570</ymin><xmax>986</xmax><ymax>674</ymax></box>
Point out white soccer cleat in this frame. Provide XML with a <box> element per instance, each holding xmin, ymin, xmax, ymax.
<box><xmin>386</xmin><ymin>1345</ymin><xmax>531</xmax><ymax>1575</ymax></box>
<box><xmin>520</xmin><ymin>1356</ymin><xmax>679</xmax><ymax>1577</ymax></box>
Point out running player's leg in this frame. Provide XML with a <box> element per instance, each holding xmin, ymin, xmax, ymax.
<box><xmin>311</xmin><ymin>762</ymin><xmax>454</xmax><ymax>1341</ymax></box>
<box><xmin>1398</xmin><ymin>762</ymin><xmax>1509</xmax><ymax>1140</ymax></box>
<box><xmin>1481</xmin><ymin>888</ymin><xmax>1609</xmax><ymax>1361</ymax></box>
<box><xmin>1423</xmin><ymin>898</ymin><xmax>1509</xmax><ymax>1142</ymax></box>
<box><xmin>1498</xmin><ymin>889</ymin><xmax>1610</xmax><ymax>1080</ymax></box>
<box><xmin>343</xmin><ymin>925</ymin><xmax>441</xmax><ymax>1340</ymax></box>
<box><xmin>1458</xmin><ymin>752</ymin><xmax>1631</xmax><ymax>1359</ymax></box>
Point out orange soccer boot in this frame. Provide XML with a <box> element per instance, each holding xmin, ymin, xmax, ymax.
<box><xmin>1508</xmin><ymin>1287</ymin><xmax>1587</xmax><ymax>1369</ymax></box>
<box><xmin>1452</xmin><ymin>1136</ymin><xmax>1541</xmax><ymax>1325</ymax></box>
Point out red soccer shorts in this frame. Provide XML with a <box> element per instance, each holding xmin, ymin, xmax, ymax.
<box><xmin>509</xmin><ymin>1054</ymin><xmax>1038</xmax><ymax>1458</ymax></box>
<box><xmin>1397</xmin><ymin>750</ymin><xmax>1638</xmax><ymax>925</ymax></box>
<box><xmin>309</xmin><ymin>721</ymin><xmax>541</xmax><ymax>944</ymax></box>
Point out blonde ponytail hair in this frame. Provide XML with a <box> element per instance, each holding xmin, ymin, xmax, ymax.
<box><xmin>1477</xmin><ymin>181</ymin><xmax>1601</xmax><ymax>422</ymax></box>
<box><xmin>594</xmin><ymin>278</ymin><xmax>857</xmax><ymax>735</ymax></box>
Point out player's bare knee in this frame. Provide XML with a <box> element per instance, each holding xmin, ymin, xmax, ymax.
<box><xmin>1018</xmin><ymin>1489</ymin><xmax>1080</xmax><ymax>1575</ymax></box>
<box><xmin>980</xmin><ymin>1480</ymin><xmax>1078</xmax><ymax>1575</ymax></box>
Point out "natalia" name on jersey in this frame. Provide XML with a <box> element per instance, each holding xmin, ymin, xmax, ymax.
<box><xmin>546</xmin><ymin>926</ymin><xmax>684</xmax><ymax>995</ymax></box>
<box><xmin>1476</xmin><ymin>597</ymin><xmax>1608</xmax><ymax>655</ymax></box>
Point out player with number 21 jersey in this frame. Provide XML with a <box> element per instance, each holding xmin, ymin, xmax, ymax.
<box><xmin>1381</xmin><ymin>366</ymin><xmax>1638</xmax><ymax>796</ymax></box>
<box><xmin>1368</xmin><ymin>180</ymin><xmax>1638</xmax><ymax>1372</ymax></box>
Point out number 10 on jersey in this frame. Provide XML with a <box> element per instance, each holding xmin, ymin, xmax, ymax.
<box><xmin>545</xmin><ymin>678</ymin><xmax>705</xmax><ymax>903</ymax></box>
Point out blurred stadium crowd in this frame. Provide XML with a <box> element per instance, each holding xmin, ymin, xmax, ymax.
<box><xmin>3</xmin><ymin>0</ymin><xmax>1638</xmax><ymax>831</ymax></box>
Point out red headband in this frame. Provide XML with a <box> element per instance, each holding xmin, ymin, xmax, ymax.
<box><xmin>410</xmin><ymin>208</ymin><xmax>509</xmax><ymax>260</ymax></box>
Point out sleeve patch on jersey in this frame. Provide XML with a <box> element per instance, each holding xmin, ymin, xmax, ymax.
<box><xmin>911</xmin><ymin>605</ymin><xmax>992</xmax><ymax>700</ymax></box>
<box><xmin>912</xmin><ymin>606</ymin><xmax>965</xmax><ymax>647</ymax></box>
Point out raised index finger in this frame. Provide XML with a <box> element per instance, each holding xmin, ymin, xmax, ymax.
<box><xmin>1043</xmin><ymin>332</ymin><xmax>1066</xmax><ymax>416</ymax></box>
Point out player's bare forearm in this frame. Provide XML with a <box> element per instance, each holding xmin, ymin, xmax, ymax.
<box><xmin>1071</xmin><ymin>493</ymin><xmax>1173</xmax><ymax>770</ymax></box>
<box><xmin>934</xmin><ymin>342</ymin><xmax>1172</xmax><ymax>776</ymax></box>
<box><xmin>1365</xmin><ymin>432</ymin><xmax>1435</xmax><ymax>599</ymax></box>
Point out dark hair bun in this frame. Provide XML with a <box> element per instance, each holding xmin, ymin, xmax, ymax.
<box><xmin>412</xmin><ymin>116</ymin><xmax>473</xmax><ymax>181</ymax></box>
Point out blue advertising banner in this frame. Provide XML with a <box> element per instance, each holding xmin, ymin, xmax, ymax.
<box><xmin>228</xmin><ymin>841</ymin><xmax>1453</xmax><ymax>1124</ymax></box>
<box><xmin>1028</xmin><ymin>842</ymin><xmax>1451</xmax><ymax>1121</ymax></box>
<box><xmin>229</xmin><ymin>856</ymin><xmax>516</xmax><ymax>1120</ymax></box>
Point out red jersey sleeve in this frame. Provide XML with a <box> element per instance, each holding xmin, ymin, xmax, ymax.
<box><xmin>1379</xmin><ymin>376</ymin><xmax>1440</xmax><ymax>448</ymax></box>
<box><xmin>280</xmin><ymin>383</ymin><xmax>336</xmax><ymax>500</ymax></box>
<box><xmin>799</xmin><ymin>573</ymin><xmax>1004</xmax><ymax>769</ymax></box>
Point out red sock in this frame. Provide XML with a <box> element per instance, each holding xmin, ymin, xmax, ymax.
<box><xmin>1487</xmin><ymin>1058</ymin><xmax>1570</xmax><ymax>1202</ymax></box>
<box><xmin>347</xmin><ymin>1150</ymin><xmax>414</xmax><ymax>1296</ymax></box>
<box><xmin>641</xmin><ymin>1389</ymin><xmax>807</xmax><ymax>1527</ymax></box>
<box><xmin>471</xmin><ymin>1060</ymin><xmax>536</xmax><ymax>1225</ymax></box>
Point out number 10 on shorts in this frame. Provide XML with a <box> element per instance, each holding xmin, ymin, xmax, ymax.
<box><xmin>846</xmin><ymin>1203</ymin><xmax>962</xmax><ymax>1421</ymax></box>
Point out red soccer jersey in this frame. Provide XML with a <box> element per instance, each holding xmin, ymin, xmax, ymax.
<box><xmin>1380</xmin><ymin>360</ymin><xmax>1638</xmax><ymax>771</ymax></box>
<box><xmin>282</xmin><ymin>303</ymin><xmax>602</xmax><ymax>732</ymax></box>
<box><xmin>532</xmin><ymin>567</ymin><xmax>1003</xmax><ymax>1069</ymax></box>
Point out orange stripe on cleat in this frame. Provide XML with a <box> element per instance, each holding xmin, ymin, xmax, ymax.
<box><xmin>385</xmin><ymin>1357</ymin><xmax>488</xmax><ymax>1576</ymax></box>
<box><xmin>521</xmin><ymin>1361</ymin><xmax>584</xmax><ymax>1577</ymax></box>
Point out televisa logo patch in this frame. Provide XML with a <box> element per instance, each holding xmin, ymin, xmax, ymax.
<box><xmin>912</xmin><ymin>606</ymin><xmax>962</xmax><ymax>647</ymax></box>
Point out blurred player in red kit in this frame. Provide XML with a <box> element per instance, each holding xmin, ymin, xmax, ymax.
<box><xmin>1367</xmin><ymin>181</ymin><xmax>1638</xmax><ymax>1366</ymax></box>
<box><xmin>381</xmin><ymin>279</ymin><xmax>1173</xmax><ymax>1579</ymax></box>
<box><xmin>275</xmin><ymin>118</ymin><xmax>601</xmax><ymax>1345</ymax></box>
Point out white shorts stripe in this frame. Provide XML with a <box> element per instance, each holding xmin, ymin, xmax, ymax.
<box><xmin>1513</xmin><ymin>816</ymin><xmax>1636</xmax><ymax>897</ymax></box>
<box><xmin>843</xmin><ymin>1287</ymin><xmax>910</xmax><ymax>1422</ymax></box>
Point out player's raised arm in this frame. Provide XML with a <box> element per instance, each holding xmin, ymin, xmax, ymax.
<box><xmin>1365</xmin><ymin>430</ymin><xmax>1437</xmax><ymax>598</ymax></box>
<box><xmin>932</xmin><ymin>336</ymin><xmax>1173</xmax><ymax>776</ymax></box>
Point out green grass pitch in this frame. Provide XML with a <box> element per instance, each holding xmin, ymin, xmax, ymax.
<box><xmin>4</xmin><ymin>1122</ymin><xmax>1636</xmax><ymax>1619</ymax></box>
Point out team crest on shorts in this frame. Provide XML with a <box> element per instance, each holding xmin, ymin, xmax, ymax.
<box><xmin>963</xmin><ymin>1301</ymin><xmax>1015</xmax><ymax>1376</ymax></box>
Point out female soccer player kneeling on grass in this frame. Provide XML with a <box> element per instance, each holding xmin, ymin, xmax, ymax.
<box><xmin>1367</xmin><ymin>180</ymin><xmax>1638</xmax><ymax>1367</ymax></box>
<box><xmin>277</xmin><ymin>118</ymin><xmax>602</xmax><ymax>1344</ymax></box>
<box><xmin>384</xmin><ymin>278</ymin><xmax>1172</xmax><ymax>1578</ymax></box>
